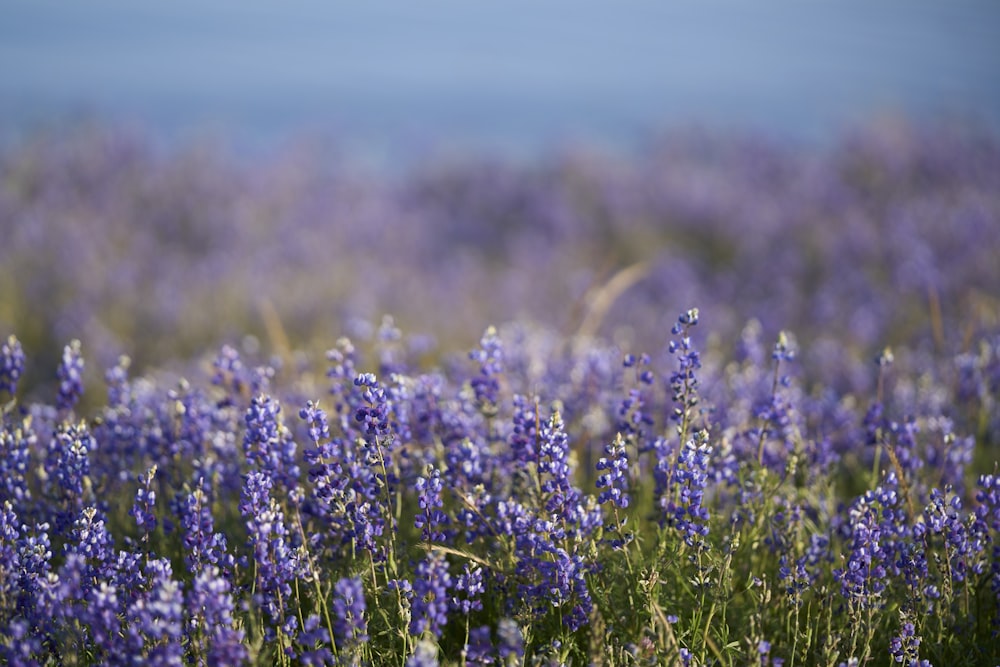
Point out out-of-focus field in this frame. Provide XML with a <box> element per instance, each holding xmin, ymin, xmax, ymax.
<box><xmin>2</xmin><ymin>120</ymin><xmax>997</xmax><ymax>401</ymax></box>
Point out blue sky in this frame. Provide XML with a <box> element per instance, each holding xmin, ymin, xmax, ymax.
<box><xmin>2</xmin><ymin>0</ymin><xmax>999</xmax><ymax>159</ymax></box>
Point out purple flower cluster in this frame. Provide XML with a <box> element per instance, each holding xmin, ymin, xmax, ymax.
<box><xmin>835</xmin><ymin>479</ymin><xmax>903</xmax><ymax>609</ymax></box>
<box><xmin>56</xmin><ymin>339</ymin><xmax>85</xmax><ymax>411</ymax></box>
<box><xmin>0</xmin><ymin>335</ymin><xmax>25</xmax><ymax>397</ymax></box>
<box><xmin>332</xmin><ymin>575</ymin><xmax>368</xmax><ymax>654</ymax></box>
<box><xmin>470</xmin><ymin>326</ymin><xmax>504</xmax><ymax>414</ymax></box>
<box><xmin>409</xmin><ymin>551</ymin><xmax>452</xmax><ymax>639</ymax></box>
<box><xmin>596</xmin><ymin>433</ymin><xmax>630</xmax><ymax>509</ymax></box>
<box><xmin>659</xmin><ymin>431</ymin><xmax>713</xmax><ymax>547</ymax></box>
<box><xmin>239</xmin><ymin>470</ymin><xmax>302</xmax><ymax>629</ymax></box>
<box><xmin>244</xmin><ymin>394</ymin><xmax>300</xmax><ymax>494</ymax></box>
<box><xmin>415</xmin><ymin>465</ymin><xmax>449</xmax><ymax>542</ymax></box>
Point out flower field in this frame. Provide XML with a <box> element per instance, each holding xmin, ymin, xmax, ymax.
<box><xmin>1</xmin><ymin>120</ymin><xmax>1000</xmax><ymax>665</ymax></box>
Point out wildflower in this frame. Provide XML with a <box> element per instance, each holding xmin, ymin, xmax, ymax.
<box><xmin>406</xmin><ymin>640</ymin><xmax>440</xmax><ymax>667</ymax></box>
<box><xmin>669</xmin><ymin>309</ymin><xmax>702</xmax><ymax>433</ymax></box>
<box><xmin>244</xmin><ymin>395</ymin><xmax>300</xmax><ymax>494</ymax></box>
<box><xmin>888</xmin><ymin>621</ymin><xmax>920</xmax><ymax>665</ymax></box>
<box><xmin>56</xmin><ymin>340</ymin><xmax>85</xmax><ymax>411</ymax></box>
<box><xmin>104</xmin><ymin>355</ymin><xmax>132</xmax><ymax>408</ymax></box>
<box><xmin>0</xmin><ymin>418</ymin><xmax>35</xmax><ymax>511</ymax></box>
<box><xmin>0</xmin><ymin>335</ymin><xmax>25</xmax><ymax>397</ymax></box>
<box><xmin>415</xmin><ymin>465</ymin><xmax>449</xmax><ymax>542</ymax></box>
<box><xmin>538</xmin><ymin>409</ymin><xmax>588</xmax><ymax>526</ymax></box>
<box><xmin>124</xmin><ymin>558</ymin><xmax>184</xmax><ymax>666</ymax></box>
<box><xmin>466</xmin><ymin>625</ymin><xmax>493</xmax><ymax>664</ymax></box>
<box><xmin>497</xmin><ymin>618</ymin><xmax>525</xmax><ymax>661</ymax></box>
<box><xmin>239</xmin><ymin>471</ymin><xmax>301</xmax><ymax>627</ymax></box>
<box><xmin>659</xmin><ymin>431</ymin><xmax>713</xmax><ymax>547</ymax></box>
<box><xmin>295</xmin><ymin>614</ymin><xmax>335</xmax><ymax>666</ymax></box>
<box><xmin>410</xmin><ymin>552</ymin><xmax>451</xmax><ymax>639</ymax></box>
<box><xmin>47</xmin><ymin>422</ymin><xmax>96</xmax><ymax>531</ymax></box>
<box><xmin>452</xmin><ymin>564</ymin><xmax>484</xmax><ymax>614</ymax></box>
<box><xmin>178</xmin><ymin>486</ymin><xmax>232</xmax><ymax>573</ymax></box>
<box><xmin>596</xmin><ymin>433</ymin><xmax>630</xmax><ymax>509</ymax></box>
<box><xmin>187</xmin><ymin>566</ymin><xmax>247</xmax><ymax>666</ymax></box>
<box><xmin>470</xmin><ymin>326</ymin><xmax>504</xmax><ymax>414</ymax></box>
<box><xmin>834</xmin><ymin>478</ymin><xmax>906</xmax><ymax>609</ymax></box>
<box><xmin>332</xmin><ymin>575</ymin><xmax>368</xmax><ymax>650</ymax></box>
<box><xmin>130</xmin><ymin>465</ymin><xmax>158</xmax><ymax>539</ymax></box>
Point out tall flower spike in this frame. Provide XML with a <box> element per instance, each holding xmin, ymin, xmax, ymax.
<box><xmin>470</xmin><ymin>326</ymin><xmax>503</xmax><ymax>414</ymax></box>
<box><xmin>410</xmin><ymin>551</ymin><xmax>451</xmax><ymax>639</ymax></box>
<box><xmin>596</xmin><ymin>433</ymin><xmax>630</xmax><ymax>509</ymax></box>
<box><xmin>48</xmin><ymin>422</ymin><xmax>96</xmax><ymax>531</ymax></box>
<box><xmin>0</xmin><ymin>419</ymin><xmax>35</xmax><ymax>511</ymax></box>
<box><xmin>188</xmin><ymin>566</ymin><xmax>248</xmax><ymax>666</ymax></box>
<box><xmin>332</xmin><ymin>575</ymin><xmax>369</xmax><ymax>651</ymax></box>
<box><xmin>239</xmin><ymin>471</ymin><xmax>301</xmax><ymax>626</ymax></box>
<box><xmin>57</xmin><ymin>339</ymin><xmax>85</xmax><ymax>411</ymax></box>
<box><xmin>668</xmin><ymin>309</ymin><xmax>702</xmax><ymax>438</ymax></box>
<box><xmin>130</xmin><ymin>465</ymin><xmax>158</xmax><ymax>541</ymax></box>
<box><xmin>244</xmin><ymin>394</ymin><xmax>300</xmax><ymax>494</ymax></box>
<box><xmin>661</xmin><ymin>430</ymin><xmax>713</xmax><ymax>547</ymax></box>
<box><xmin>104</xmin><ymin>355</ymin><xmax>132</xmax><ymax>408</ymax></box>
<box><xmin>1</xmin><ymin>335</ymin><xmax>26</xmax><ymax>397</ymax></box>
<box><xmin>415</xmin><ymin>465</ymin><xmax>449</xmax><ymax>543</ymax></box>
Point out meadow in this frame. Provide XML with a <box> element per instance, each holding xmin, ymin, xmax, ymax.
<box><xmin>1</xmin><ymin>119</ymin><xmax>999</xmax><ymax>665</ymax></box>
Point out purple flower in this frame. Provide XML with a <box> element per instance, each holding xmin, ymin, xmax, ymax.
<box><xmin>15</xmin><ymin>520</ymin><xmax>52</xmax><ymax>628</ymax></box>
<box><xmin>56</xmin><ymin>339</ymin><xmax>85</xmax><ymax>411</ymax></box>
<box><xmin>239</xmin><ymin>471</ymin><xmax>301</xmax><ymax>627</ymax></box>
<box><xmin>187</xmin><ymin>566</ymin><xmax>247</xmax><ymax>666</ymax></box>
<box><xmin>497</xmin><ymin>618</ymin><xmax>524</xmax><ymax>661</ymax></box>
<box><xmin>124</xmin><ymin>558</ymin><xmax>184</xmax><ymax>666</ymax></box>
<box><xmin>596</xmin><ymin>433</ymin><xmax>630</xmax><ymax>509</ymax></box>
<box><xmin>178</xmin><ymin>486</ymin><xmax>231</xmax><ymax>573</ymax></box>
<box><xmin>66</xmin><ymin>506</ymin><xmax>115</xmax><ymax>581</ymax></box>
<box><xmin>130</xmin><ymin>465</ymin><xmax>158</xmax><ymax>540</ymax></box>
<box><xmin>0</xmin><ymin>501</ymin><xmax>21</xmax><ymax>605</ymax></box>
<box><xmin>0</xmin><ymin>618</ymin><xmax>44</xmax><ymax>665</ymax></box>
<box><xmin>452</xmin><ymin>564</ymin><xmax>484</xmax><ymax>615</ymax></box>
<box><xmin>834</xmin><ymin>478</ymin><xmax>906</xmax><ymax>609</ymax></box>
<box><xmin>0</xmin><ymin>415</ymin><xmax>35</xmax><ymax>513</ymax></box>
<box><xmin>244</xmin><ymin>394</ymin><xmax>300</xmax><ymax>493</ymax></box>
<box><xmin>410</xmin><ymin>552</ymin><xmax>451</xmax><ymax>639</ymax></box>
<box><xmin>508</xmin><ymin>394</ymin><xmax>539</xmax><ymax>467</ymax></box>
<box><xmin>46</xmin><ymin>422</ymin><xmax>96</xmax><ymax>531</ymax></box>
<box><xmin>527</xmin><ymin>548</ymin><xmax>594</xmax><ymax>632</ymax></box>
<box><xmin>0</xmin><ymin>335</ymin><xmax>25</xmax><ymax>397</ymax></box>
<box><xmin>470</xmin><ymin>326</ymin><xmax>504</xmax><ymax>413</ymax></box>
<box><xmin>295</xmin><ymin>614</ymin><xmax>335</xmax><ymax>667</ymax></box>
<box><xmin>465</xmin><ymin>625</ymin><xmax>493</xmax><ymax>664</ymax></box>
<box><xmin>538</xmin><ymin>409</ymin><xmax>595</xmax><ymax>533</ymax></box>
<box><xmin>888</xmin><ymin>621</ymin><xmax>920</xmax><ymax>665</ymax></box>
<box><xmin>669</xmin><ymin>309</ymin><xmax>702</xmax><ymax>433</ymax></box>
<box><xmin>212</xmin><ymin>344</ymin><xmax>272</xmax><ymax>399</ymax></box>
<box><xmin>104</xmin><ymin>354</ymin><xmax>132</xmax><ymax>408</ymax></box>
<box><xmin>332</xmin><ymin>575</ymin><xmax>368</xmax><ymax>650</ymax></box>
<box><xmin>916</xmin><ymin>487</ymin><xmax>983</xmax><ymax>585</ymax></box>
<box><xmin>406</xmin><ymin>640</ymin><xmax>440</xmax><ymax>667</ymax></box>
<box><xmin>415</xmin><ymin>465</ymin><xmax>450</xmax><ymax>543</ymax></box>
<box><xmin>353</xmin><ymin>372</ymin><xmax>391</xmax><ymax>438</ymax></box>
<box><xmin>659</xmin><ymin>431</ymin><xmax>712</xmax><ymax>547</ymax></box>
<box><xmin>618</xmin><ymin>351</ymin><xmax>654</xmax><ymax>443</ymax></box>
<box><xmin>300</xmin><ymin>400</ymin><xmax>332</xmax><ymax>455</ymax></box>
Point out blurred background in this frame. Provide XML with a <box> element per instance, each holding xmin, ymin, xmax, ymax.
<box><xmin>1</xmin><ymin>0</ymin><xmax>999</xmax><ymax>403</ymax></box>
<box><xmin>3</xmin><ymin>1</ymin><xmax>1000</xmax><ymax>162</ymax></box>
